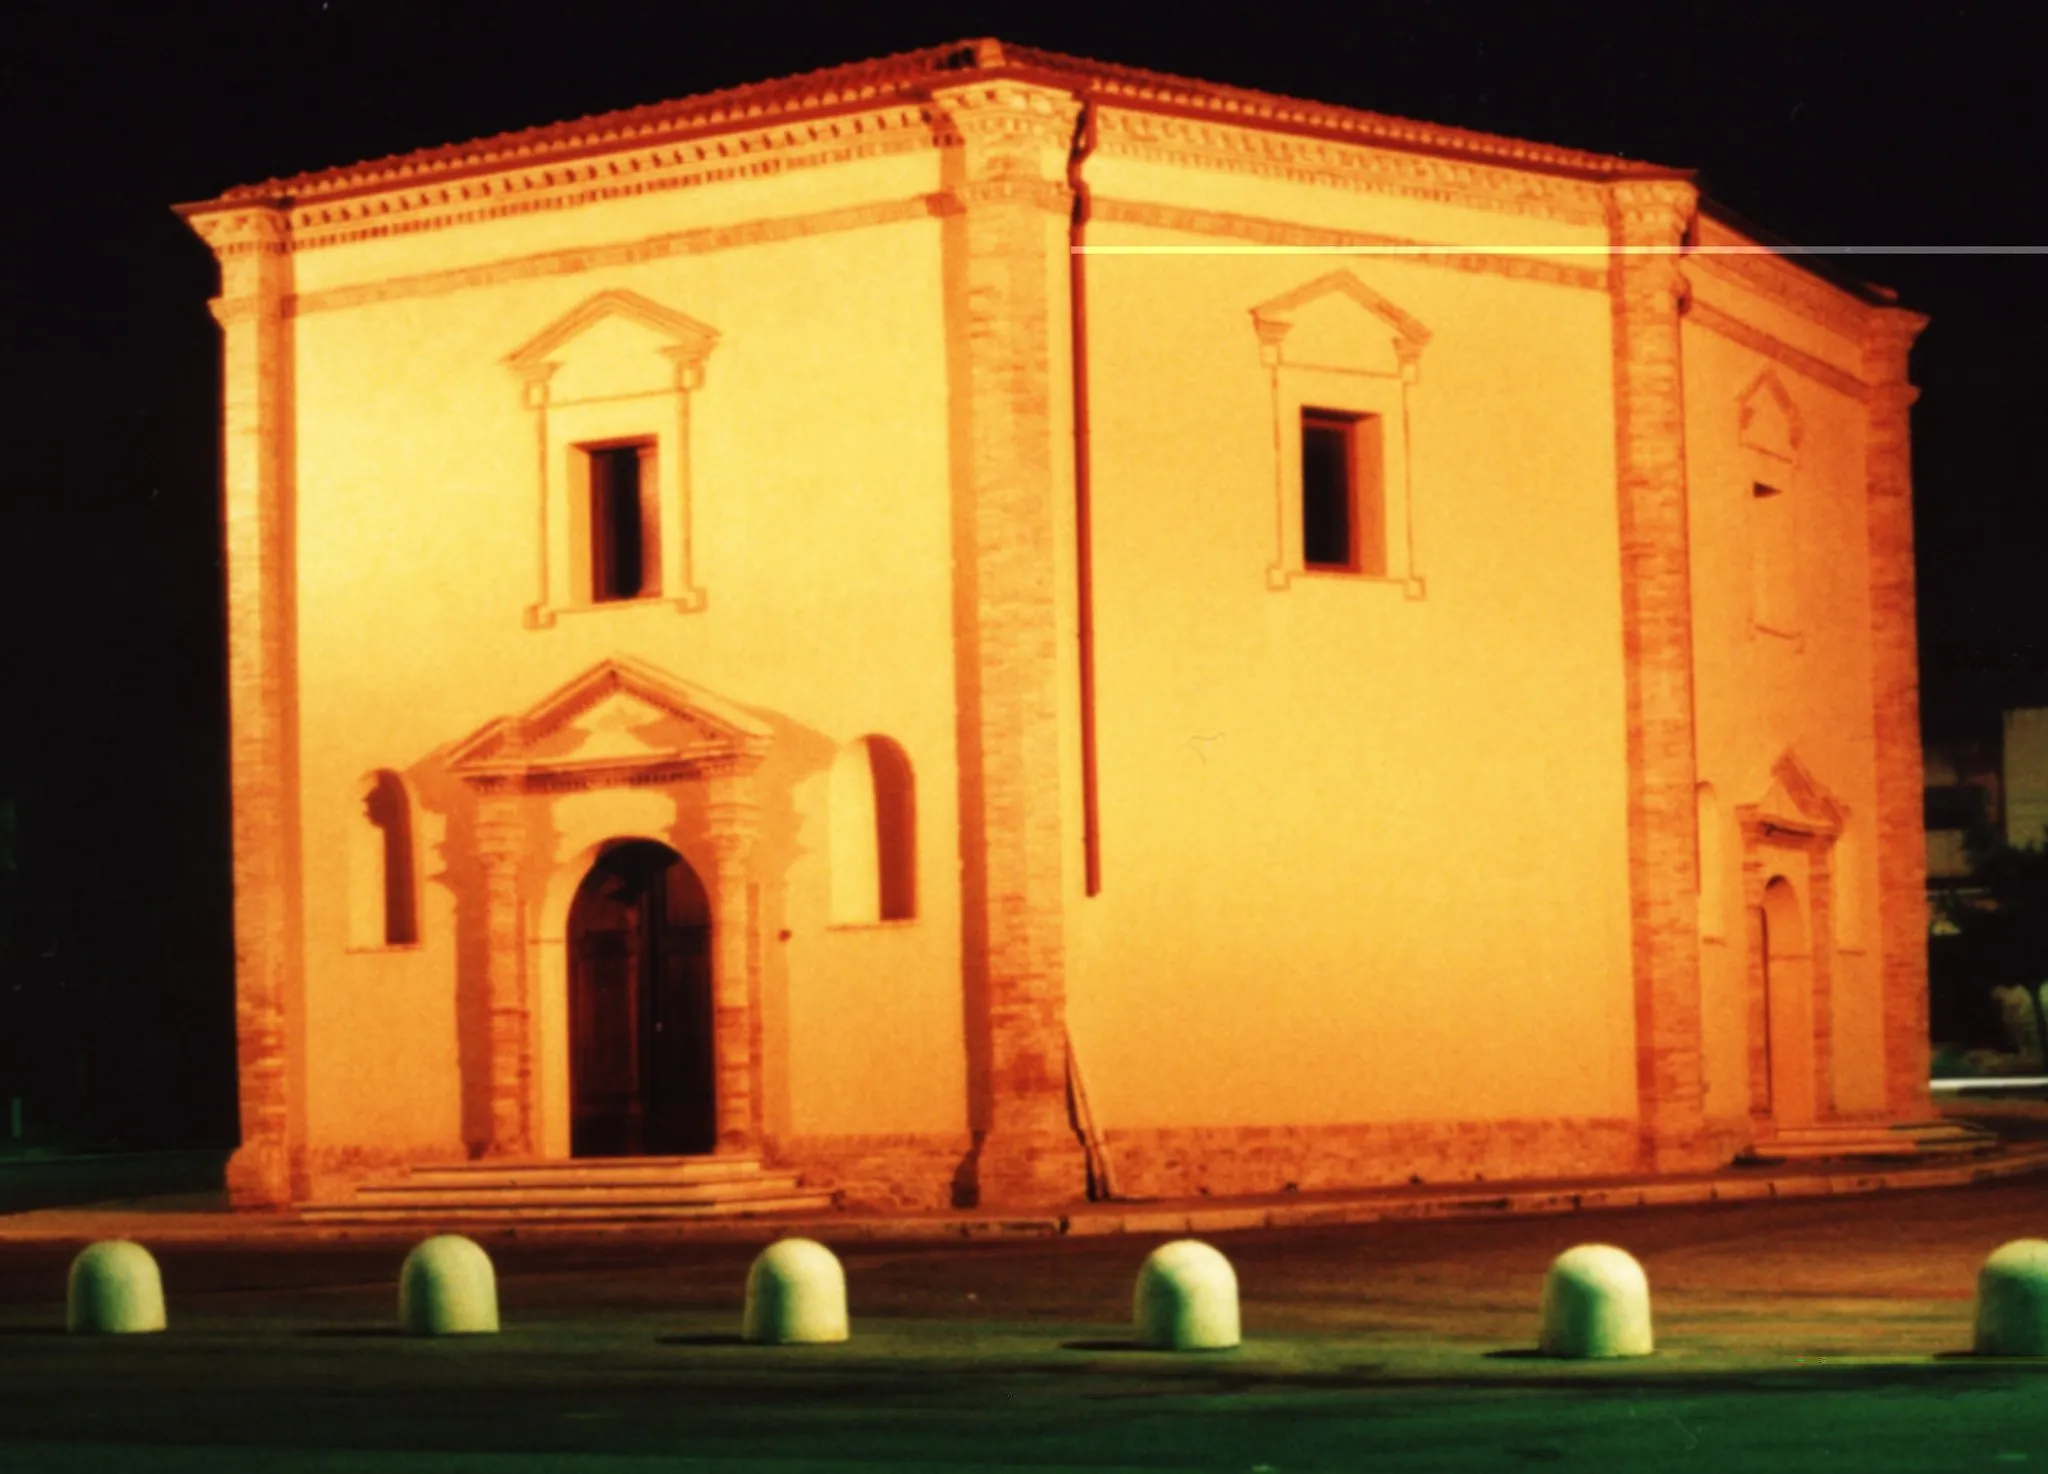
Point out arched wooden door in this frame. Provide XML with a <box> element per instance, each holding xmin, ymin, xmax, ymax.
<box><xmin>567</xmin><ymin>840</ymin><xmax>715</xmax><ymax>1157</ymax></box>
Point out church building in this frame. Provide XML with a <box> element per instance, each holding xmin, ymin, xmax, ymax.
<box><xmin>178</xmin><ymin>40</ymin><xmax>1936</xmax><ymax>1215</ymax></box>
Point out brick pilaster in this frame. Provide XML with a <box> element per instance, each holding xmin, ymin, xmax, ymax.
<box><xmin>183</xmin><ymin>202</ymin><xmax>301</xmax><ymax>1208</ymax></box>
<box><xmin>1862</xmin><ymin>307</ymin><xmax>1932</xmax><ymax>1120</ymax></box>
<box><xmin>930</xmin><ymin>74</ymin><xmax>1090</xmax><ymax>1208</ymax></box>
<box><xmin>474</xmin><ymin>791</ymin><xmax>532</xmax><ymax>1157</ymax></box>
<box><xmin>1809</xmin><ymin>840</ymin><xmax>1839</xmax><ymax>1120</ymax></box>
<box><xmin>1607</xmin><ymin>179</ymin><xmax>1714</xmax><ymax>1171</ymax></box>
<box><xmin>704</xmin><ymin>761</ymin><xmax>765</xmax><ymax>1155</ymax></box>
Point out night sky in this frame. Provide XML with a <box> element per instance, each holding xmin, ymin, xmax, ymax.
<box><xmin>2</xmin><ymin>1</ymin><xmax>2043</xmax><ymax>1148</ymax></box>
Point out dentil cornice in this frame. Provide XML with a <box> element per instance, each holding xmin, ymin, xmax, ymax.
<box><xmin>1861</xmin><ymin>306</ymin><xmax>1929</xmax><ymax>392</ymax></box>
<box><xmin>218</xmin><ymin>105</ymin><xmax>940</xmax><ymax>256</ymax></box>
<box><xmin>1096</xmin><ymin>107</ymin><xmax>1619</xmax><ymax>225</ymax></box>
<box><xmin>929</xmin><ymin>77</ymin><xmax>1084</xmax><ymax>144</ymax></box>
<box><xmin>179</xmin><ymin>202</ymin><xmax>291</xmax><ymax>258</ymax></box>
<box><xmin>1606</xmin><ymin>179</ymin><xmax>1698</xmax><ymax>245</ymax></box>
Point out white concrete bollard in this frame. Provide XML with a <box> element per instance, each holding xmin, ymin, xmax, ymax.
<box><xmin>398</xmin><ymin>1234</ymin><xmax>499</xmax><ymax>1336</ymax></box>
<box><xmin>1133</xmin><ymin>1239</ymin><xmax>1240</xmax><ymax>1351</ymax></box>
<box><xmin>1538</xmin><ymin>1244</ymin><xmax>1653</xmax><ymax>1359</ymax></box>
<box><xmin>67</xmin><ymin>1240</ymin><xmax>167</xmax><ymax>1335</ymax></box>
<box><xmin>742</xmin><ymin>1238</ymin><xmax>849</xmax><ymax>1344</ymax></box>
<box><xmin>1974</xmin><ymin>1239</ymin><xmax>2048</xmax><ymax>1356</ymax></box>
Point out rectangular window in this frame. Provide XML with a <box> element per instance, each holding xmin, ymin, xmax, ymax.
<box><xmin>587</xmin><ymin>443</ymin><xmax>659</xmax><ymax>603</ymax></box>
<box><xmin>1301</xmin><ymin>410</ymin><xmax>1386</xmax><ymax>575</ymax></box>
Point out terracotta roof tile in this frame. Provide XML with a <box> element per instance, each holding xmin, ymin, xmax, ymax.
<box><xmin>213</xmin><ymin>37</ymin><xmax>1679</xmax><ymax>205</ymax></box>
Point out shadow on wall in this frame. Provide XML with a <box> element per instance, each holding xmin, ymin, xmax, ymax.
<box><xmin>938</xmin><ymin>143</ymin><xmax>992</xmax><ymax>1169</ymax></box>
<box><xmin>405</xmin><ymin>763</ymin><xmax>492</xmax><ymax>1155</ymax></box>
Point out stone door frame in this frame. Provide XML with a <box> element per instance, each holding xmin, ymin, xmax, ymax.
<box><xmin>449</xmin><ymin>657</ymin><xmax>772</xmax><ymax>1159</ymax></box>
<box><xmin>1734</xmin><ymin>750</ymin><xmax>1845</xmax><ymax>1129</ymax></box>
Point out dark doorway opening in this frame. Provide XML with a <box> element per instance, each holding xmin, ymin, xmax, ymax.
<box><xmin>567</xmin><ymin>840</ymin><xmax>715</xmax><ymax>1157</ymax></box>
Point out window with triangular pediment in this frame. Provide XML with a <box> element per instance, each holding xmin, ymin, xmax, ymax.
<box><xmin>505</xmin><ymin>291</ymin><xmax>718</xmax><ymax>626</ymax></box>
<box><xmin>1250</xmin><ymin>271</ymin><xmax>1428</xmax><ymax>597</ymax></box>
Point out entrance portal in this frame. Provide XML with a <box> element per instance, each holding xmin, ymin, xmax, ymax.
<box><xmin>1757</xmin><ymin>875</ymin><xmax>1816</xmax><ymax>1128</ymax></box>
<box><xmin>567</xmin><ymin>840</ymin><xmax>715</xmax><ymax>1157</ymax></box>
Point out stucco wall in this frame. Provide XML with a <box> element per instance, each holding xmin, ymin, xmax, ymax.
<box><xmin>285</xmin><ymin>156</ymin><xmax>972</xmax><ymax>1172</ymax></box>
<box><xmin>254</xmin><ymin>95</ymin><xmax>1907</xmax><ymax>1196</ymax></box>
<box><xmin>1065</xmin><ymin>150</ymin><xmax>1639</xmax><ymax>1139</ymax></box>
<box><xmin>1682</xmin><ymin>245</ymin><xmax>1887</xmax><ymax>1123</ymax></box>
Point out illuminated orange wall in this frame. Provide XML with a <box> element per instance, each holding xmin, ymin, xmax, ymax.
<box><xmin>285</xmin><ymin>150</ymin><xmax>976</xmax><ymax>1184</ymax></box>
<box><xmin>1682</xmin><ymin>231</ymin><xmax>1889</xmax><ymax>1126</ymax></box>
<box><xmin>195</xmin><ymin>71</ymin><xmax>1918</xmax><ymax>1204</ymax></box>
<box><xmin>1065</xmin><ymin>148</ymin><xmax>1639</xmax><ymax>1133</ymax></box>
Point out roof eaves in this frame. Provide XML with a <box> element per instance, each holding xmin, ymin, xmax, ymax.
<box><xmin>193</xmin><ymin>37</ymin><xmax>1683</xmax><ymax>209</ymax></box>
<box><xmin>1698</xmin><ymin>194</ymin><xmax>1900</xmax><ymax>308</ymax></box>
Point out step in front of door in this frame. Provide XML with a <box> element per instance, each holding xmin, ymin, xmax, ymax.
<box><xmin>397</xmin><ymin>1157</ymin><xmax>771</xmax><ymax>1191</ymax></box>
<box><xmin>298</xmin><ymin>1190</ymin><xmax>838</xmax><ymax>1225</ymax></box>
<box><xmin>1742</xmin><ymin>1120</ymin><xmax>2000</xmax><ymax>1161</ymax></box>
<box><xmin>299</xmin><ymin>1155</ymin><xmax>839</xmax><ymax>1224</ymax></box>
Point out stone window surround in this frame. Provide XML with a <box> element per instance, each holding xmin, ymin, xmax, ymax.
<box><xmin>1736</xmin><ymin>369</ymin><xmax>1806</xmax><ymax>647</ymax></box>
<box><xmin>505</xmin><ymin>290</ymin><xmax>718</xmax><ymax>628</ymax></box>
<box><xmin>1734</xmin><ymin>751</ymin><xmax>1847</xmax><ymax>1127</ymax></box>
<box><xmin>1251</xmin><ymin>271</ymin><xmax>1429</xmax><ymax>600</ymax></box>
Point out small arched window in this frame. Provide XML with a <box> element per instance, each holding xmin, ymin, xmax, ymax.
<box><xmin>349</xmin><ymin>769</ymin><xmax>418</xmax><ymax>948</ymax></box>
<box><xmin>829</xmin><ymin>737</ymin><xmax>916</xmax><ymax>925</ymax></box>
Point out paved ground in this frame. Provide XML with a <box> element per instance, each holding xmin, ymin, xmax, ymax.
<box><xmin>5</xmin><ymin>1175</ymin><xmax>2048</xmax><ymax>1470</ymax></box>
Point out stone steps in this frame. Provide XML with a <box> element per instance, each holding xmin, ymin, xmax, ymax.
<box><xmin>1742</xmin><ymin>1119</ymin><xmax>2000</xmax><ymax>1162</ymax></box>
<box><xmin>398</xmin><ymin>1157</ymin><xmax>769</xmax><ymax>1189</ymax></box>
<box><xmin>300</xmin><ymin>1156</ymin><xmax>837</xmax><ymax>1224</ymax></box>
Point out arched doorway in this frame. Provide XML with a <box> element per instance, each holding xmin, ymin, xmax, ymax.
<box><xmin>1757</xmin><ymin>875</ymin><xmax>1816</xmax><ymax>1128</ymax></box>
<box><xmin>567</xmin><ymin>840</ymin><xmax>715</xmax><ymax>1157</ymax></box>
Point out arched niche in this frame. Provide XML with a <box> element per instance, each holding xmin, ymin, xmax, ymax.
<box><xmin>829</xmin><ymin>736</ymin><xmax>917</xmax><ymax>925</ymax></box>
<box><xmin>349</xmin><ymin>769</ymin><xmax>418</xmax><ymax>949</ymax></box>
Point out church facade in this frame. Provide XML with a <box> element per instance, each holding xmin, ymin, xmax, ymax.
<box><xmin>179</xmin><ymin>40</ymin><xmax>1932</xmax><ymax>1212</ymax></box>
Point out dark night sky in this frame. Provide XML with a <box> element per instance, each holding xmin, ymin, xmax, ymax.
<box><xmin>2</xmin><ymin>1</ymin><xmax>2044</xmax><ymax>1143</ymax></box>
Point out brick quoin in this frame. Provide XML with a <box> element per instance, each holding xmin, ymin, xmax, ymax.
<box><xmin>1863</xmin><ymin>309</ymin><xmax>1932</xmax><ymax>1121</ymax></box>
<box><xmin>1607</xmin><ymin>179</ymin><xmax>1714</xmax><ymax>1172</ymax></box>
<box><xmin>188</xmin><ymin>202</ymin><xmax>304</xmax><ymax>1209</ymax></box>
<box><xmin>932</xmin><ymin>77</ymin><xmax>1091</xmax><ymax>1208</ymax></box>
<box><xmin>474</xmin><ymin>791</ymin><xmax>532</xmax><ymax>1158</ymax></box>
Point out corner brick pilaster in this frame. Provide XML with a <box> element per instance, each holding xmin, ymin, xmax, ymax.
<box><xmin>930</xmin><ymin>76</ymin><xmax>1091</xmax><ymax>1208</ymax></box>
<box><xmin>1862</xmin><ymin>308</ymin><xmax>1932</xmax><ymax>1120</ymax></box>
<box><xmin>184</xmin><ymin>201</ymin><xmax>301</xmax><ymax>1208</ymax></box>
<box><xmin>1607</xmin><ymin>179</ymin><xmax>1714</xmax><ymax>1171</ymax></box>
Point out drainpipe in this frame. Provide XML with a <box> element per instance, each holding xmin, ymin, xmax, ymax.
<box><xmin>1069</xmin><ymin>98</ymin><xmax>1102</xmax><ymax>898</ymax></box>
<box><xmin>1066</xmin><ymin>98</ymin><xmax>1116</xmax><ymax>1201</ymax></box>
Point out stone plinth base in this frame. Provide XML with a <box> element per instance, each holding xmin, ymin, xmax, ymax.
<box><xmin>971</xmin><ymin>1128</ymin><xmax>1090</xmax><ymax>1209</ymax></box>
<box><xmin>224</xmin><ymin>1140</ymin><xmax>293</xmax><ymax>1210</ymax></box>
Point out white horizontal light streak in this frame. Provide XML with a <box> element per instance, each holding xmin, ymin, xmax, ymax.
<box><xmin>1930</xmin><ymin>1076</ymin><xmax>2048</xmax><ymax>1091</ymax></box>
<box><xmin>1071</xmin><ymin>244</ymin><xmax>2048</xmax><ymax>256</ymax></box>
